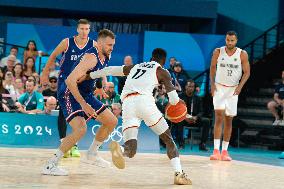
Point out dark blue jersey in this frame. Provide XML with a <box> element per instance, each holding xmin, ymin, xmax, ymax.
<box><xmin>77</xmin><ymin>47</ymin><xmax>109</xmax><ymax>94</ymax></box>
<box><xmin>58</xmin><ymin>46</ymin><xmax>109</xmax><ymax>96</ymax></box>
<box><xmin>58</xmin><ymin>36</ymin><xmax>94</xmax><ymax>85</ymax></box>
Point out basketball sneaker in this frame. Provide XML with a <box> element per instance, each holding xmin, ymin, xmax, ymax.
<box><xmin>109</xmin><ymin>141</ymin><xmax>125</xmax><ymax>169</ymax></box>
<box><xmin>42</xmin><ymin>161</ymin><xmax>68</xmax><ymax>176</ymax></box>
<box><xmin>210</xmin><ymin>149</ymin><xmax>221</xmax><ymax>160</ymax></box>
<box><xmin>70</xmin><ymin>146</ymin><xmax>80</xmax><ymax>157</ymax></box>
<box><xmin>174</xmin><ymin>171</ymin><xmax>192</xmax><ymax>185</ymax></box>
<box><xmin>63</xmin><ymin>150</ymin><xmax>71</xmax><ymax>158</ymax></box>
<box><xmin>221</xmin><ymin>150</ymin><xmax>232</xmax><ymax>161</ymax></box>
<box><xmin>81</xmin><ymin>152</ymin><xmax>111</xmax><ymax>168</ymax></box>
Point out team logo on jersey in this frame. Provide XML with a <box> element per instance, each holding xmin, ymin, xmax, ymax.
<box><xmin>72</xmin><ymin>49</ymin><xmax>75</xmax><ymax>53</ymax></box>
<box><xmin>222</xmin><ymin>58</ymin><xmax>224</xmax><ymax>60</ymax></box>
<box><xmin>234</xmin><ymin>58</ymin><xmax>237</xmax><ymax>61</ymax></box>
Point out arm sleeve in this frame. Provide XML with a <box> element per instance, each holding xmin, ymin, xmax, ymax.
<box><xmin>36</xmin><ymin>93</ymin><xmax>45</xmax><ymax>110</ymax></box>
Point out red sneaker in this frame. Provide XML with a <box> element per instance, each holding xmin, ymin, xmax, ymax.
<box><xmin>221</xmin><ymin>150</ymin><xmax>232</xmax><ymax>161</ymax></box>
<box><xmin>210</xmin><ymin>149</ymin><xmax>221</xmax><ymax>160</ymax></box>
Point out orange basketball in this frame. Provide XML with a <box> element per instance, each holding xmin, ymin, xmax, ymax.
<box><xmin>165</xmin><ymin>100</ymin><xmax>187</xmax><ymax>123</ymax></box>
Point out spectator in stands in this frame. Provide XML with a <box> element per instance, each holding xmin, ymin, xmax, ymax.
<box><xmin>15</xmin><ymin>79</ymin><xmax>44</xmax><ymax>114</ymax></box>
<box><xmin>13</xmin><ymin>63</ymin><xmax>26</xmax><ymax>82</ymax></box>
<box><xmin>23</xmin><ymin>40</ymin><xmax>38</xmax><ymax>63</ymax></box>
<box><xmin>154</xmin><ymin>84</ymin><xmax>169</xmax><ymax>114</ymax></box>
<box><xmin>32</xmin><ymin>72</ymin><xmax>40</xmax><ymax>85</ymax></box>
<box><xmin>267</xmin><ymin>70</ymin><xmax>284</xmax><ymax>126</ymax></box>
<box><xmin>98</xmin><ymin>82</ymin><xmax>120</xmax><ymax>106</ymax></box>
<box><xmin>168</xmin><ymin>57</ymin><xmax>177</xmax><ymax>74</ymax></box>
<box><xmin>111</xmin><ymin>103</ymin><xmax>122</xmax><ymax>118</ymax></box>
<box><xmin>3</xmin><ymin>71</ymin><xmax>16</xmax><ymax>101</ymax></box>
<box><xmin>172</xmin><ymin>80</ymin><xmax>211</xmax><ymax>151</ymax></box>
<box><xmin>40</xmin><ymin>96</ymin><xmax>57</xmax><ymax>114</ymax></box>
<box><xmin>173</xmin><ymin>61</ymin><xmax>191</xmax><ymax>91</ymax></box>
<box><xmin>117</xmin><ymin>55</ymin><xmax>133</xmax><ymax>94</ymax></box>
<box><xmin>14</xmin><ymin>78</ymin><xmax>24</xmax><ymax>96</ymax></box>
<box><xmin>167</xmin><ymin>57</ymin><xmax>182</xmax><ymax>92</ymax></box>
<box><xmin>42</xmin><ymin>76</ymin><xmax>58</xmax><ymax>98</ymax></box>
<box><xmin>49</xmin><ymin>64</ymin><xmax>59</xmax><ymax>78</ymax></box>
<box><xmin>0</xmin><ymin>46</ymin><xmax>21</xmax><ymax>67</ymax></box>
<box><xmin>0</xmin><ymin>77</ymin><xmax>10</xmax><ymax>112</ymax></box>
<box><xmin>23</xmin><ymin>57</ymin><xmax>36</xmax><ymax>80</ymax></box>
<box><xmin>3</xmin><ymin>55</ymin><xmax>16</xmax><ymax>74</ymax></box>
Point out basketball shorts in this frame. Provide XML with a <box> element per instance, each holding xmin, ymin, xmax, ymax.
<box><xmin>58</xmin><ymin>87</ymin><xmax>106</xmax><ymax>123</ymax></box>
<box><xmin>213</xmin><ymin>83</ymin><xmax>238</xmax><ymax>116</ymax></box>
<box><xmin>122</xmin><ymin>94</ymin><xmax>167</xmax><ymax>141</ymax></box>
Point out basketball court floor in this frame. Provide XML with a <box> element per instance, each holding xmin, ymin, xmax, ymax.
<box><xmin>0</xmin><ymin>147</ymin><xmax>283</xmax><ymax>189</ymax></box>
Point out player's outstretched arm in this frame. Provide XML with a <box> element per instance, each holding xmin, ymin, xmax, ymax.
<box><xmin>40</xmin><ymin>38</ymin><xmax>68</xmax><ymax>86</ymax></box>
<box><xmin>89</xmin><ymin>65</ymin><xmax>135</xmax><ymax>79</ymax></box>
<box><xmin>157</xmin><ymin>67</ymin><xmax>179</xmax><ymax>105</ymax></box>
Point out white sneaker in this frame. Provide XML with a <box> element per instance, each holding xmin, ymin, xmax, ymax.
<box><xmin>279</xmin><ymin>120</ymin><xmax>284</xmax><ymax>126</ymax></box>
<box><xmin>81</xmin><ymin>152</ymin><xmax>111</xmax><ymax>168</ymax></box>
<box><xmin>273</xmin><ymin>120</ymin><xmax>281</xmax><ymax>126</ymax></box>
<box><xmin>42</xmin><ymin>162</ymin><xmax>68</xmax><ymax>176</ymax></box>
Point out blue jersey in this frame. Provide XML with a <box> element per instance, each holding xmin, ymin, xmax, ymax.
<box><xmin>77</xmin><ymin>47</ymin><xmax>109</xmax><ymax>94</ymax></box>
<box><xmin>58</xmin><ymin>46</ymin><xmax>109</xmax><ymax>97</ymax></box>
<box><xmin>58</xmin><ymin>36</ymin><xmax>94</xmax><ymax>85</ymax></box>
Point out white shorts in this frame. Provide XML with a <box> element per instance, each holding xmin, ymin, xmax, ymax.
<box><xmin>122</xmin><ymin>94</ymin><xmax>167</xmax><ymax>141</ymax></box>
<box><xmin>213</xmin><ymin>83</ymin><xmax>238</xmax><ymax>116</ymax></box>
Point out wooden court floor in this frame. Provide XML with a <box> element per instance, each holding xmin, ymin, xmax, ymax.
<box><xmin>0</xmin><ymin>147</ymin><xmax>283</xmax><ymax>189</ymax></box>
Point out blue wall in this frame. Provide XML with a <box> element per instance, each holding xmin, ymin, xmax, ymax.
<box><xmin>7</xmin><ymin>23</ymin><xmax>142</xmax><ymax>71</ymax></box>
<box><xmin>7</xmin><ymin>23</ymin><xmax>225</xmax><ymax>73</ymax></box>
<box><xmin>217</xmin><ymin>0</ymin><xmax>280</xmax><ymax>46</ymax></box>
<box><xmin>143</xmin><ymin>31</ymin><xmax>224</xmax><ymax>71</ymax></box>
<box><xmin>0</xmin><ymin>113</ymin><xmax>159</xmax><ymax>152</ymax></box>
<box><xmin>0</xmin><ymin>0</ymin><xmax>218</xmax><ymax>19</ymax></box>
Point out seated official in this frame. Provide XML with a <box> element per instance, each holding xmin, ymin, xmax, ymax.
<box><xmin>15</xmin><ymin>79</ymin><xmax>44</xmax><ymax>114</ymax></box>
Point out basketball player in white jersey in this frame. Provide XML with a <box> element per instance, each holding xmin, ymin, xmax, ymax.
<box><xmin>87</xmin><ymin>48</ymin><xmax>192</xmax><ymax>185</ymax></box>
<box><xmin>210</xmin><ymin>31</ymin><xmax>250</xmax><ymax>161</ymax></box>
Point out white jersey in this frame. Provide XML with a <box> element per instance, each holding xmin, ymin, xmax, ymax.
<box><xmin>215</xmin><ymin>46</ymin><xmax>243</xmax><ymax>86</ymax></box>
<box><xmin>121</xmin><ymin>61</ymin><xmax>161</xmax><ymax>101</ymax></box>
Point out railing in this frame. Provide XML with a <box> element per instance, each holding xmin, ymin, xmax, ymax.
<box><xmin>242</xmin><ymin>20</ymin><xmax>284</xmax><ymax>64</ymax></box>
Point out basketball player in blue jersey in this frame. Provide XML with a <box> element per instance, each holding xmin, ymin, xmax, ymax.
<box><xmin>42</xmin><ymin>29</ymin><xmax>124</xmax><ymax>176</ymax></box>
<box><xmin>40</xmin><ymin>19</ymin><xmax>96</xmax><ymax>158</ymax></box>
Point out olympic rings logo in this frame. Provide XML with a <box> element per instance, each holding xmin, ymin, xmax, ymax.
<box><xmin>91</xmin><ymin>124</ymin><xmax>123</xmax><ymax>143</ymax></box>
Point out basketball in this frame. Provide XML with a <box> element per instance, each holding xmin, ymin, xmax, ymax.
<box><xmin>165</xmin><ymin>100</ymin><xmax>187</xmax><ymax>123</ymax></box>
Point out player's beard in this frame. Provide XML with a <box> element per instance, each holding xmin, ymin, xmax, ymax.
<box><xmin>226</xmin><ymin>44</ymin><xmax>235</xmax><ymax>50</ymax></box>
<box><xmin>102</xmin><ymin>48</ymin><xmax>110</xmax><ymax>58</ymax></box>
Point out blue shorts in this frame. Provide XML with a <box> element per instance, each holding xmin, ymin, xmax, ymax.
<box><xmin>58</xmin><ymin>87</ymin><xmax>106</xmax><ymax>123</ymax></box>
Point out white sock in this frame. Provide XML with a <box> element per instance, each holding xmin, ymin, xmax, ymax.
<box><xmin>50</xmin><ymin>149</ymin><xmax>64</xmax><ymax>164</ymax></box>
<box><xmin>88</xmin><ymin>140</ymin><xmax>103</xmax><ymax>154</ymax></box>
<box><xmin>170</xmin><ymin>157</ymin><xmax>182</xmax><ymax>173</ymax></box>
<box><xmin>222</xmin><ymin>141</ymin><xmax>229</xmax><ymax>151</ymax></box>
<box><xmin>214</xmin><ymin>139</ymin><xmax>220</xmax><ymax>150</ymax></box>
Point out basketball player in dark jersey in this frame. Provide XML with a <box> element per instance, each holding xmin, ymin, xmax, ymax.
<box><xmin>40</xmin><ymin>19</ymin><xmax>95</xmax><ymax>158</ymax></box>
